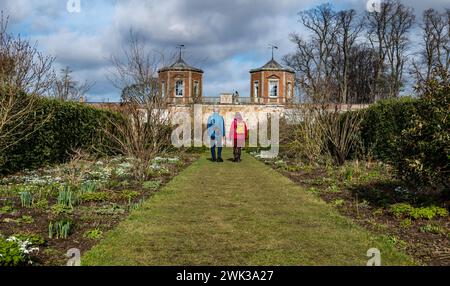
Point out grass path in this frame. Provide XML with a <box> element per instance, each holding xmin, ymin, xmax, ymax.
<box><xmin>83</xmin><ymin>150</ymin><xmax>414</xmax><ymax>266</ymax></box>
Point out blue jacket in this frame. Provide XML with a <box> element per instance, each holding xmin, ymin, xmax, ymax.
<box><xmin>207</xmin><ymin>112</ymin><xmax>225</xmax><ymax>139</ymax></box>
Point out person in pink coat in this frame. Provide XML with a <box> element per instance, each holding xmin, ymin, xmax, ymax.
<box><xmin>229</xmin><ymin>112</ymin><xmax>248</xmax><ymax>162</ymax></box>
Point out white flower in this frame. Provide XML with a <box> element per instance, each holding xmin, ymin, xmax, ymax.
<box><xmin>395</xmin><ymin>186</ymin><xmax>409</xmax><ymax>194</ymax></box>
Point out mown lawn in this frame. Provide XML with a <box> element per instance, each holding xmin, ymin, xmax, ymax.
<box><xmin>83</xmin><ymin>149</ymin><xmax>414</xmax><ymax>266</ymax></box>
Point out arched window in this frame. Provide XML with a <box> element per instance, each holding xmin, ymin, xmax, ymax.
<box><xmin>175</xmin><ymin>80</ymin><xmax>184</xmax><ymax>97</ymax></box>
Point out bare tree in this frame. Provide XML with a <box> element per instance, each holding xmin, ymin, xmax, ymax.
<box><xmin>53</xmin><ymin>66</ymin><xmax>94</xmax><ymax>101</ymax></box>
<box><xmin>0</xmin><ymin>13</ymin><xmax>53</xmax><ymax>162</ymax></box>
<box><xmin>412</xmin><ymin>9</ymin><xmax>450</xmax><ymax>84</ymax></box>
<box><xmin>0</xmin><ymin>13</ymin><xmax>55</xmax><ymax>95</ymax></box>
<box><xmin>286</xmin><ymin>5</ymin><xmax>369</xmax><ymax>104</ymax></box>
<box><xmin>366</xmin><ymin>0</ymin><xmax>415</xmax><ymax>99</ymax></box>
<box><xmin>284</xmin><ymin>4</ymin><xmax>339</xmax><ymax>103</ymax></box>
<box><xmin>105</xmin><ymin>31</ymin><xmax>172</xmax><ymax>182</ymax></box>
<box><xmin>332</xmin><ymin>9</ymin><xmax>363</xmax><ymax>103</ymax></box>
<box><xmin>347</xmin><ymin>45</ymin><xmax>378</xmax><ymax>103</ymax></box>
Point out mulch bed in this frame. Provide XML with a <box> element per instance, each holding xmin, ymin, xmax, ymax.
<box><xmin>269</xmin><ymin>161</ymin><xmax>450</xmax><ymax>266</ymax></box>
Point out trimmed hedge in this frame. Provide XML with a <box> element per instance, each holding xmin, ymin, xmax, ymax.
<box><xmin>359</xmin><ymin>91</ymin><xmax>449</xmax><ymax>191</ymax></box>
<box><xmin>360</xmin><ymin>97</ymin><xmax>418</xmax><ymax>161</ymax></box>
<box><xmin>0</xmin><ymin>96</ymin><xmax>121</xmax><ymax>174</ymax></box>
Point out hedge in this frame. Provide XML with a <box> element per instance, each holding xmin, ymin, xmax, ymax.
<box><xmin>390</xmin><ymin>78</ymin><xmax>449</xmax><ymax>190</ymax></box>
<box><xmin>0</xmin><ymin>96</ymin><xmax>121</xmax><ymax>174</ymax></box>
<box><xmin>360</xmin><ymin>97</ymin><xmax>418</xmax><ymax>161</ymax></box>
<box><xmin>359</xmin><ymin>91</ymin><xmax>449</xmax><ymax>191</ymax></box>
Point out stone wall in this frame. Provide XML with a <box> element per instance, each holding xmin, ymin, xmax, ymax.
<box><xmin>168</xmin><ymin>103</ymin><xmax>368</xmax><ymax>140</ymax></box>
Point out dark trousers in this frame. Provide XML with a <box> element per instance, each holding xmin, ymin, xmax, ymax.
<box><xmin>233</xmin><ymin>139</ymin><xmax>242</xmax><ymax>161</ymax></box>
<box><xmin>211</xmin><ymin>137</ymin><xmax>223</xmax><ymax>160</ymax></box>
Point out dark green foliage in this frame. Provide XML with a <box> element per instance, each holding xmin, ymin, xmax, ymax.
<box><xmin>360</xmin><ymin>97</ymin><xmax>418</xmax><ymax>161</ymax></box>
<box><xmin>0</xmin><ymin>96</ymin><xmax>122</xmax><ymax>174</ymax></box>
<box><xmin>359</xmin><ymin>74</ymin><xmax>449</xmax><ymax>191</ymax></box>
<box><xmin>391</xmin><ymin>72</ymin><xmax>450</xmax><ymax>190</ymax></box>
<box><xmin>0</xmin><ymin>237</ymin><xmax>29</xmax><ymax>266</ymax></box>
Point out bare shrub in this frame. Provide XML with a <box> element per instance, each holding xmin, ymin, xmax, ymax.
<box><xmin>0</xmin><ymin>14</ymin><xmax>54</xmax><ymax>158</ymax></box>
<box><xmin>284</xmin><ymin>106</ymin><xmax>326</xmax><ymax>165</ymax></box>
<box><xmin>104</xmin><ymin>31</ymin><xmax>172</xmax><ymax>182</ymax></box>
<box><xmin>0</xmin><ymin>13</ymin><xmax>55</xmax><ymax>95</ymax></box>
<box><xmin>53</xmin><ymin>66</ymin><xmax>94</xmax><ymax>102</ymax></box>
<box><xmin>64</xmin><ymin>149</ymin><xmax>95</xmax><ymax>186</ymax></box>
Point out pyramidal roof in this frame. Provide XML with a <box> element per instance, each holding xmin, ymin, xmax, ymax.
<box><xmin>158</xmin><ymin>56</ymin><xmax>203</xmax><ymax>73</ymax></box>
<box><xmin>250</xmin><ymin>58</ymin><xmax>295</xmax><ymax>73</ymax></box>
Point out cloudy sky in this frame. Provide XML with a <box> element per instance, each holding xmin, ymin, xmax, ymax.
<box><xmin>1</xmin><ymin>0</ymin><xmax>448</xmax><ymax>102</ymax></box>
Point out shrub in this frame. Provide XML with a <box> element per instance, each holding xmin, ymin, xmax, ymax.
<box><xmin>359</xmin><ymin>70</ymin><xmax>449</xmax><ymax>191</ymax></box>
<box><xmin>280</xmin><ymin>111</ymin><xmax>325</xmax><ymax>164</ymax></box>
<box><xmin>320</xmin><ymin>111</ymin><xmax>364</xmax><ymax>166</ymax></box>
<box><xmin>0</xmin><ymin>96</ymin><xmax>122</xmax><ymax>174</ymax></box>
<box><xmin>360</xmin><ymin>97</ymin><xmax>418</xmax><ymax>161</ymax></box>
<box><xmin>391</xmin><ymin>71</ymin><xmax>450</xmax><ymax>189</ymax></box>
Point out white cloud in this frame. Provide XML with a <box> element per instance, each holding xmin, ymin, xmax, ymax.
<box><xmin>0</xmin><ymin>0</ymin><xmax>448</xmax><ymax>101</ymax></box>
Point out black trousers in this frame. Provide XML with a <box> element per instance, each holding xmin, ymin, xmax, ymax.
<box><xmin>233</xmin><ymin>139</ymin><xmax>242</xmax><ymax>161</ymax></box>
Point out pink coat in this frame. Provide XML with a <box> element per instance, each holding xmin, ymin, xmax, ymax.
<box><xmin>229</xmin><ymin>119</ymin><xmax>248</xmax><ymax>147</ymax></box>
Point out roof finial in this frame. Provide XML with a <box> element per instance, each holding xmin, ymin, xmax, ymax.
<box><xmin>269</xmin><ymin>44</ymin><xmax>278</xmax><ymax>61</ymax></box>
<box><xmin>177</xmin><ymin>44</ymin><xmax>185</xmax><ymax>60</ymax></box>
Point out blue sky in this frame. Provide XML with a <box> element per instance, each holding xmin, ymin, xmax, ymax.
<box><xmin>1</xmin><ymin>0</ymin><xmax>448</xmax><ymax>102</ymax></box>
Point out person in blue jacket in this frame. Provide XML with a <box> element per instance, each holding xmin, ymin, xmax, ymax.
<box><xmin>207</xmin><ymin>108</ymin><xmax>225</xmax><ymax>162</ymax></box>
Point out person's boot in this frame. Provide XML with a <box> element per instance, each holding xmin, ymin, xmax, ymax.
<box><xmin>217</xmin><ymin>158</ymin><xmax>224</xmax><ymax>163</ymax></box>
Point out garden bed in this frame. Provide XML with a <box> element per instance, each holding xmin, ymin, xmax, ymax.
<box><xmin>253</xmin><ymin>154</ymin><xmax>450</xmax><ymax>266</ymax></box>
<box><xmin>0</xmin><ymin>152</ymin><xmax>199</xmax><ymax>266</ymax></box>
